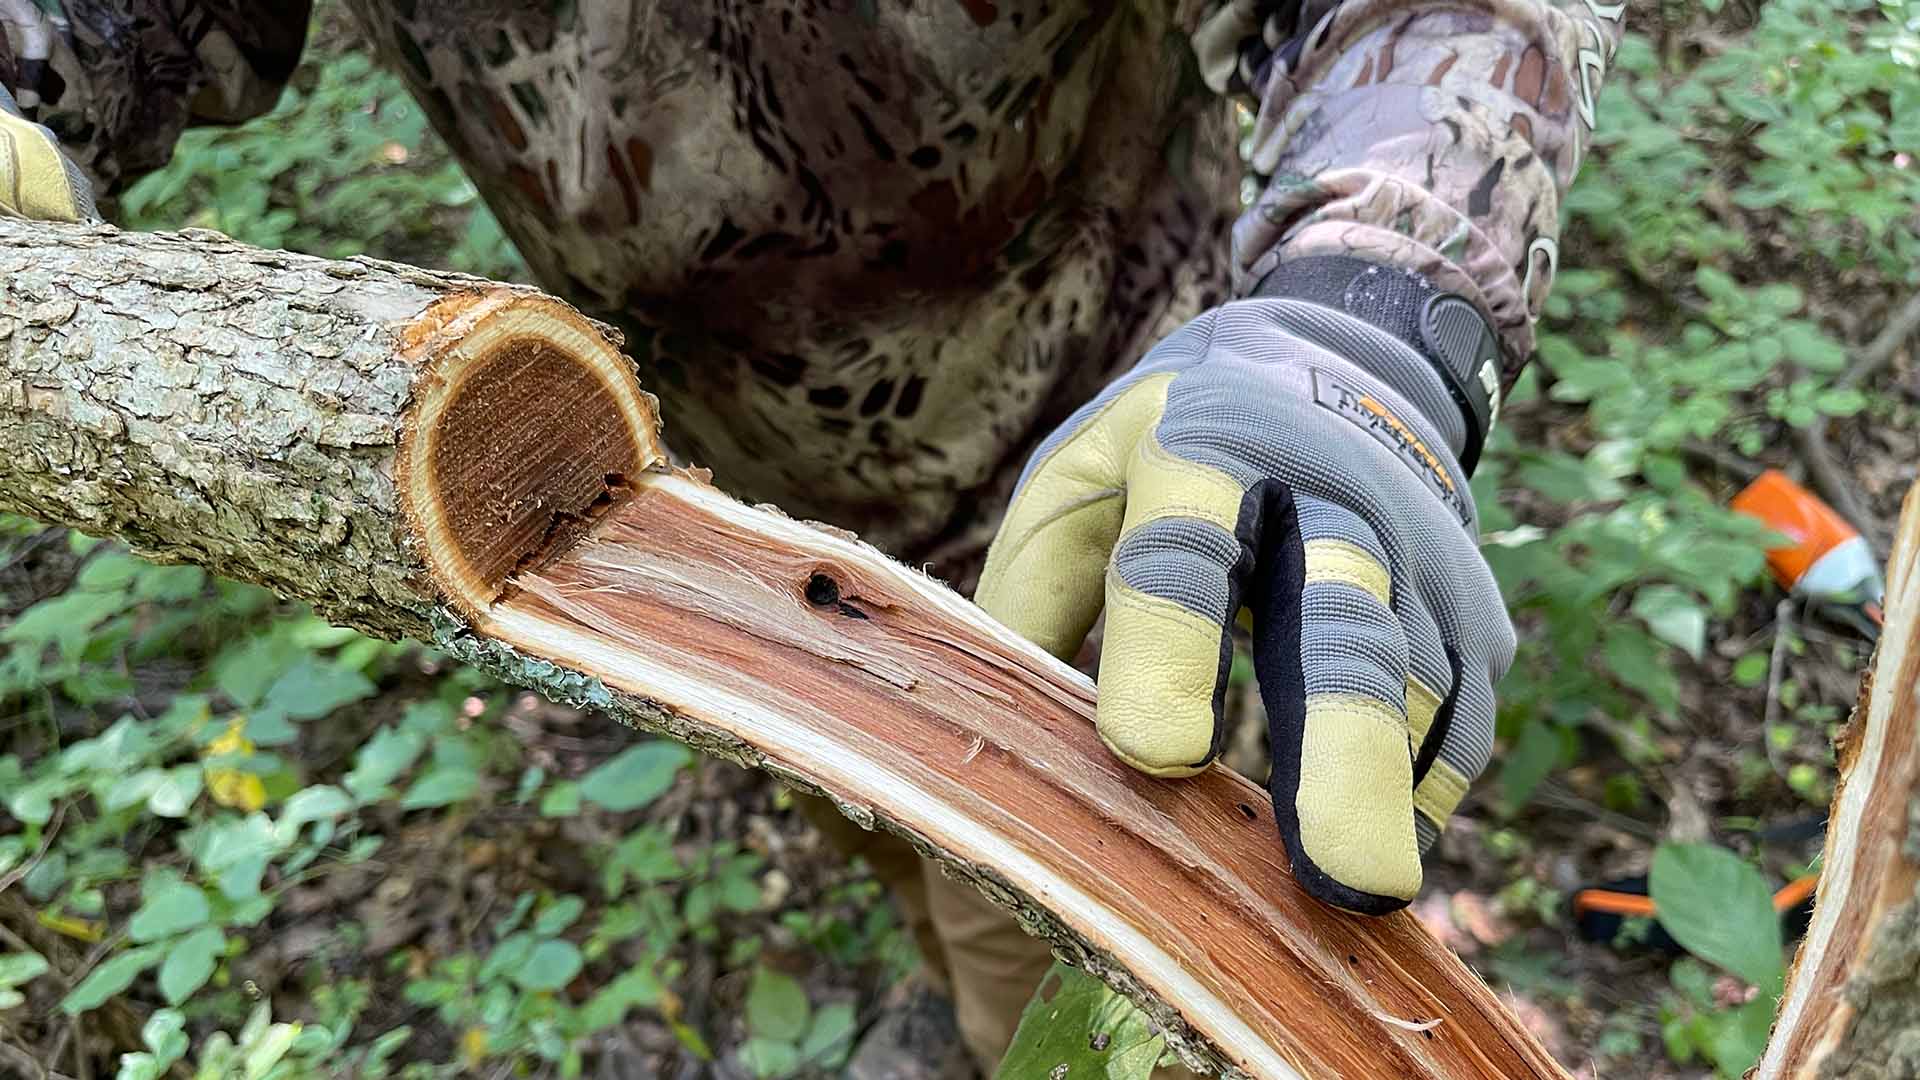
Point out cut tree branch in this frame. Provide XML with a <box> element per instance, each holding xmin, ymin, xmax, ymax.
<box><xmin>0</xmin><ymin>220</ymin><xmax>1561</xmax><ymax>1080</ymax></box>
<box><xmin>9</xmin><ymin>220</ymin><xmax>1915</xmax><ymax>1080</ymax></box>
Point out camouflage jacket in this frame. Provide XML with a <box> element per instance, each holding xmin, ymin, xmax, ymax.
<box><xmin>1</xmin><ymin>0</ymin><xmax>1626</xmax><ymax>581</ymax></box>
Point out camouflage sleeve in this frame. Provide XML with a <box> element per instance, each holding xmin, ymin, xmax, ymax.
<box><xmin>0</xmin><ymin>0</ymin><xmax>310</xmax><ymax>197</ymax></box>
<box><xmin>1193</xmin><ymin>0</ymin><xmax>1628</xmax><ymax>387</ymax></box>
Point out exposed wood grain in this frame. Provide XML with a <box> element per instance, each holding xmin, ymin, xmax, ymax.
<box><xmin>483</xmin><ymin>473</ymin><xmax>1571</xmax><ymax>1079</ymax></box>
<box><xmin>1760</xmin><ymin>486</ymin><xmax>1920</xmax><ymax>1079</ymax></box>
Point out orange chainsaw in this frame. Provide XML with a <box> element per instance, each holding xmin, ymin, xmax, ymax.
<box><xmin>1572</xmin><ymin>470</ymin><xmax>1880</xmax><ymax>947</ymax></box>
<box><xmin>1731</xmin><ymin>469</ymin><xmax>1884</xmax><ymax>637</ymax></box>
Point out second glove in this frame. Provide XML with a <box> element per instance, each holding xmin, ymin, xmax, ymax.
<box><xmin>0</xmin><ymin>83</ymin><xmax>95</xmax><ymax>222</ymax></box>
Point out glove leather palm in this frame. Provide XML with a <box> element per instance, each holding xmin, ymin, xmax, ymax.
<box><xmin>0</xmin><ymin>85</ymin><xmax>95</xmax><ymax>222</ymax></box>
<box><xmin>977</xmin><ymin>295</ymin><xmax>1514</xmax><ymax>915</ymax></box>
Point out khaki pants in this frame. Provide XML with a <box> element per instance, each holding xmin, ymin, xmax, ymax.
<box><xmin>797</xmin><ymin>795</ymin><xmax>1050</xmax><ymax>1073</ymax></box>
<box><xmin>796</xmin><ymin>796</ymin><xmax>1202</xmax><ymax>1079</ymax></box>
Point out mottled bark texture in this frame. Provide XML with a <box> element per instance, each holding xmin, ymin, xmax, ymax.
<box><xmin>0</xmin><ymin>220</ymin><xmax>661</xmax><ymax>636</ymax></box>
<box><xmin>1763</xmin><ymin>486</ymin><xmax>1920</xmax><ymax>1080</ymax></box>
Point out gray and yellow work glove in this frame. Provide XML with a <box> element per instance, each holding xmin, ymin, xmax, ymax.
<box><xmin>0</xmin><ymin>84</ymin><xmax>95</xmax><ymax>222</ymax></box>
<box><xmin>977</xmin><ymin>256</ymin><xmax>1517</xmax><ymax>915</ymax></box>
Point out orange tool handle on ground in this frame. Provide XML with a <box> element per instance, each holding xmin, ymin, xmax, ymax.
<box><xmin>1732</xmin><ymin>470</ymin><xmax>1862</xmax><ymax>592</ymax></box>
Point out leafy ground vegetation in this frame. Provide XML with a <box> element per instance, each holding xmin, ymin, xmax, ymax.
<box><xmin>1</xmin><ymin>1</ymin><xmax>1917</xmax><ymax>1078</ymax></box>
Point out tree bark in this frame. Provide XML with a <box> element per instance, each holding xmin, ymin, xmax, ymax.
<box><xmin>0</xmin><ymin>221</ymin><xmax>663</xmax><ymax>639</ymax></box>
<box><xmin>1760</xmin><ymin>486</ymin><xmax>1920</xmax><ymax>1079</ymax></box>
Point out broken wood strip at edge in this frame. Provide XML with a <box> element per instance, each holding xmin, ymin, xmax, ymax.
<box><xmin>1759</xmin><ymin>484</ymin><xmax>1920</xmax><ymax>1078</ymax></box>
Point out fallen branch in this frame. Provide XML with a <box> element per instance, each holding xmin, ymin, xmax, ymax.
<box><xmin>0</xmin><ymin>220</ymin><xmax>1566</xmax><ymax>1079</ymax></box>
<box><xmin>0</xmin><ymin>1035</ymin><xmax>79</xmax><ymax>1080</ymax></box>
<box><xmin>1839</xmin><ymin>291</ymin><xmax>1920</xmax><ymax>390</ymax></box>
<box><xmin>1794</xmin><ymin>422</ymin><xmax>1879</xmax><ymax>548</ymax></box>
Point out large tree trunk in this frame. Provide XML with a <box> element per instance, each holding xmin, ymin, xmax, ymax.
<box><xmin>7</xmin><ymin>220</ymin><xmax>1913</xmax><ymax>1079</ymax></box>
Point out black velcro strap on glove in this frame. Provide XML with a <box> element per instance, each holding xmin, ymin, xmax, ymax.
<box><xmin>1251</xmin><ymin>256</ymin><xmax>1500</xmax><ymax>474</ymax></box>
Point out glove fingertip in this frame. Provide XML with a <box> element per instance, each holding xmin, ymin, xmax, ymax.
<box><xmin>1284</xmin><ymin>839</ymin><xmax>1419</xmax><ymax>916</ymax></box>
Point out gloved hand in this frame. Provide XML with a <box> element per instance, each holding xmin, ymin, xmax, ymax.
<box><xmin>0</xmin><ymin>84</ymin><xmax>96</xmax><ymax>222</ymax></box>
<box><xmin>976</xmin><ymin>256</ymin><xmax>1516</xmax><ymax>915</ymax></box>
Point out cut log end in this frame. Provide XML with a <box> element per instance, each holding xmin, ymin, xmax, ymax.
<box><xmin>396</xmin><ymin>292</ymin><xmax>665</xmax><ymax>620</ymax></box>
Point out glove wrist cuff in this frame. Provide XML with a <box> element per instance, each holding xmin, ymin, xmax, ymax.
<box><xmin>1251</xmin><ymin>256</ymin><xmax>1502</xmax><ymax>474</ymax></box>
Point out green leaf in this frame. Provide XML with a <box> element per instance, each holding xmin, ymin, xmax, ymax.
<box><xmin>3</xmin><ymin>589</ymin><xmax>130</xmax><ymax>654</ymax></box>
<box><xmin>211</xmin><ymin>635</ymin><xmax>306</xmax><ymax>708</ymax></box>
<box><xmin>194</xmin><ymin>814</ymin><xmax>279</xmax><ymax>900</ymax></box>
<box><xmin>671</xmin><ymin>1021</ymin><xmax>714</xmax><ymax>1060</ymax></box>
<box><xmin>259</xmin><ymin>657</ymin><xmax>376</xmax><ymax>721</ymax></box>
<box><xmin>480</xmin><ymin>932</ymin><xmax>535</xmax><ymax>984</ymax></box>
<box><xmin>129</xmin><ymin>877</ymin><xmax>212</xmax><ymax>943</ymax></box>
<box><xmin>603</xmin><ymin>825</ymin><xmax>684</xmax><ymax>896</ymax></box>
<box><xmin>579</xmin><ymin>742</ymin><xmax>691</xmax><ymax>812</ymax></box>
<box><xmin>577</xmin><ymin>967</ymin><xmax>664</xmax><ymax>1031</ymax></box>
<box><xmin>1694</xmin><ymin>265</ymin><xmax>1740</xmax><ymax>305</ymax></box>
<box><xmin>143</xmin><ymin>1007</ymin><xmax>190</xmax><ymax>1062</ymax></box>
<box><xmin>159</xmin><ymin>927</ymin><xmax>225</xmax><ymax>1005</ymax></box>
<box><xmin>400</xmin><ymin>766</ymin><xmax>479</xmax><ymax>810</ymax></box>
<box><xmin>1499</xmin><ymin>720</ymin><xmax>1565</xmax><ymax>812</ymax></box>
<box><xmin>1709</xmin><ymin>997</ymin><xmax>1777</xmax><ymax>1078</ymax></box>
<box><xmin>61</xmin><ymin>945</ymin><xmax>164</xmax><ymax>1014</ymax></box>
<box><xmin>1815</xmin><ymin>386</ymin><xmax>1868</xmax><ymax>417</ymax></box>
<box><xmin>745</xmin><ymin>967</ymin><xmax>810</xmax><ymax>1043</ymax></box>
<box><xmin>147</xmin><ymin>766</ymin><xmax>203</xmax><ymax>818</ymax></box>
<box><xmin>134</xmin><ymin>564</ymin><xmax>205</xmax><ymax>602</ymax></box>
<box><xmin>242</xmin><ymin>711</ymin><xmax>299</xmax><ymax>747</ymax></box>
<box><xmin>514</xmin><ymin>765</ymin><xmax>546</xmax><ymax>804</ymax></box>
<box><xmin>540</xmin><ymin>781</ymin><xmax>583</xmax><ymax>818</ymax></box>
<box><xmin>243</xmin><ymin>1021</ymin><xmax>301</xmax><ymax>1079</ymax></box>
<box><xmin>7</xmin><ymin>776</ymin><xmax>64</xmax><ymax>825</ymax></box>
<box><xmin>1603</xmin><ymin>625</ymin><xmax>1681</xmax><ymax>713</ymax></box>
<box><xmin>76</xmin><ymin>553</ymin><xmax>141</xmax><ymax>590</ymax></box>
<box><xmin>0</xmin><ymin>951</ymin><xmax>49</xmax><ymax>987</ymax></box>
<box><xmin>1732</xmin><ymin>653</ymin><xmax>1769</xmax><ymax>688</ymax></box>
<box><xmin>107</xmin><ymin>769</ymin><xmax>168</xmax><ymax>812</ymax></box>
<box><xmin>1516</xmin><ymin>453</ymin><xmax>1602</xmax><ymax>503</ymax></box>
<box><xmin>343</xmin><ymin>725</ymin><xmax>426</xmax><ymax>801</ymax></box>
<box><xmin>1632</xmin><ymin>585</ymin><xmax>1707</xmax><ymax>661</ymax></box>
<box><xmin>1650</xmin><ymin>843</ymin><xmax>1785</xmax><ymax>992</ymax></box>
<box><xmin>493</xmin><ymin>893</ymin><xmax>537</xmax><ymax>937</ymax></box>
<box><xmin>512</xmin><ymin>940</ymin><xmax>583</xmax><ymax>992</ymax></box>
<box><xmin>62</xmin><ymin>716</ymin><xmax>154</xmax><ymax>773</ymax></box>
<box><xmin>22</xmin><ymin>850</ymin><xmax>67</xmax><ymax>900</ymax></box>
<box><xmin>239</xmin><ymin>1000</ymin><xmax>271</xmax><ymax>1049</ymax></box>
<box><xmin>534</xmin><ymin>895</ymin><xmax>586</xmax><ymax>936</ymax></box>
<box><xmin>280</xmin><ymin>785</ymin><xmax>352</xmax><ymax>828</ymax></box>
<box><xmin>995</xmin><ymin>962</ymin><xmax>1164</xmax><ymax>1080</ymax></box>
<box><xmin>739</xmin><ymin>1037</ymin><xmax>800</xmax><ymax>1079</ymax></box>
<box><xmin>799</xmin><ymin>1002</ymin><xmax>857</xmax><ymax>1069</ymax></box>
